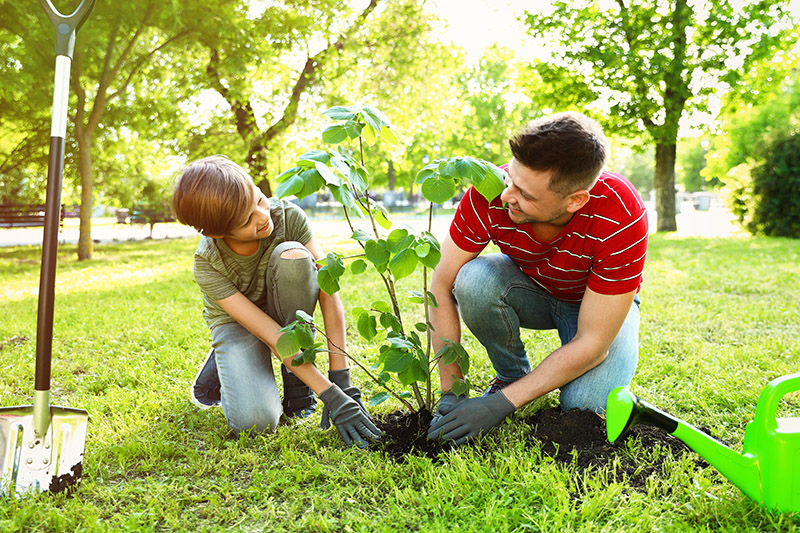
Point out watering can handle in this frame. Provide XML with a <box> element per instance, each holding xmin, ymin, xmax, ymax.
<box><xmin>38</xmin><ymin>0</ymin><xmax>97</xmax><ymax>58</ymax></box>
<box><xmin>753</xmin><ymin>372</ymin><xmax>800</xmax><ymax>430</ymax></box>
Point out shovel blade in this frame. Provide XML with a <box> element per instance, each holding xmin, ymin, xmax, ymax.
<box><xmin>0</xmin><ymin>405</ymin><xmax>88</xmax><ymax>496</ymax></box>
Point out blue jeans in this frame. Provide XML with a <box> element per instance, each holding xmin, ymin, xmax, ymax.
<box><xmin>453</xmin><ymin>254</ymin><xmax>640</xmax><ymax>413</ymax></box>
<box><xmin>210</xmin><ymin>241</ymin><xmax>319</xmax><ymax>434</ymax></box>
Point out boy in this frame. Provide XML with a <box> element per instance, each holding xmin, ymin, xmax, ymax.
<box><xmin>173</xmin><ymin>155</ymin><xmax>379</xmax><ymax>447</ymax></box>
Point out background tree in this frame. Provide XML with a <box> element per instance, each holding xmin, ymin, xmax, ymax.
<box><xmin>524</xmin><ymin>0</ymin><xmax>797</xmax><ymax>231</ymax></box>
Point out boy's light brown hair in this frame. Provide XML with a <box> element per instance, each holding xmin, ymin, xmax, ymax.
<box><xmin>172</xmin><ymin>155</ymin><xmax>255</xmax><ymax>237</ymax></box>
<box><xmin>509</xmin><ymin>111</ymin><xmax>609</xmax><ymax>195</ymax></box>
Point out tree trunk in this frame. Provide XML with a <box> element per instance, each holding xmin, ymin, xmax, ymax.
<box><xmin>248</xmin><ymin>141</ymin><xmax>273</xmax><ymax>197</ymax></box>
<box><xmin>388</xmin><ymin>160</ymin><xmax>395</xmax><ymax>190</ymax></box>
<box><xmin>77</xmin><ymin>129</ymin><xmax>94</xmax><ymax>260</ymax></box>
<box><xmin>654</xmin><ymin>142</ymin><xmax>677</xmax><ymax>232</ymax></box>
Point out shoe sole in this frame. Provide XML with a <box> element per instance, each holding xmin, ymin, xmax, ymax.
<box><xmin>191</xmin><ymin>349</ymin><xmax>221</xmax><ymax>410</ymax></box>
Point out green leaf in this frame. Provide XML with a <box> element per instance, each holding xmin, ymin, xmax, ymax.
<box><xmin>426</xmin><ymin>291</ymin><xmax>439</xmax><ymax>308</ymax></box>
<box><xmin>414</xmin><ymin>321</ymin><xmax>427</xmax><ymax>332</ymax></box>
<box><xmin>380</xmin><ymin>312</ymin><xmax>403</xmax><ymax>333</ymax></box>
<box><xmin>371</xmin><ymin>300</ymin><xmax>392</xmax><ymax>314</ymax></box>
<box><xmin>368</xmin><ymin>391</ymin><xmax>391</xmax><ymax>406</ymax></box>
<box><xmin>295</xmin><ymin>310</ymin><xmax>314</xmax><ymax>323</ymax></box>
<box><xmin>275</xmin><ymin>174</ymin><xmax>304</xmax><ymax>198</ymax></box>
<box><xmin>322</xmin><ymin>125</ymin><xmax>348</xmax><ymax>144</ymax></box>
<box><xmin>363</xmin><ymin>104</ymin><xmax>392</xmax><ymax>128</ymax></box>
<box><xmin>389</xmin><ymin>248</ymin><xmax>417</xmax><ymax>280</ymax></box>
<box><xmin>298</xmin><ymin>150</ymin><xmax>331</xmax><ymax>165</ymax></box>
<box><xmin>415</xmin><ymin>163</ymin><xmax>439</xmax><ymax>184</ymax></box>
<box><xmin>324</xmin><ymin>252</ymin><xmax>346</xmax><ymax>278</ymax></box>
<box><xmin>386</xmin><ymin>228</ymin><xmax>414</xmax><ymax>253</ymax></box>
<box><xmin>351</xmin><ymin>228</ymin><xmax>373</xmax><ymax>241</ymax></box>
<box><xmin>362</xmin><ymin>123</ymin><xmax>377</xmax><ymax>146</ymax></box>
<box><xmin>295</xmin><ymin>323</ymin><xmax>315</xmax><ymax>348</ymax></box>
<box><xmin>450</xmin><ymin>378</ymin><xmax>469</xmax><ymax>397</ymax></box>
<box><xmin>330</xmin><ymin>185</ymin><xmax>359</xmax><ymax>214</ymax></box>
<box><xmin>350</xmin><ymin>259</ymin><xmax>367</xmax><ymax>274</ymax></box>
<box><xmin>357</xmin><ymin>312</ymin><xmax>378</xmax><ymax>340</ymax></box>
<box><xmin>317</xmin><ymin>268</ymin><xmax>340</xmax><ymax>296</ymax></box>
<box><xmin>364</xmin><ymin>239</ymin><xmax>390</xmax><ymax>270</ymax></box>
<box><xmin>360</xmin><ymin>107</ymin><xmax>382</xmax><ymax>132</ymax></box>
<box><xmin>414</xmin><ymin>242</ymin><xmax>430</xmax><ymax>258</ymax></box>
<box><xmin>408</xmin><ymin>290</ymin><xmax>425</xmax><ymax>304</ymax></box>
<box><xmin>323</xmin><ymin>106</ymin><xmax>357</xmax><ymax>120</ymax></box>
<box><xmin>383</xmin><ymin>348</ymin><xmax>413</xmax><ymax>372</ymax></box>
<box><xmin>373</xmin><ymin>203</ymin><xmax>393</xmax><ymax>230</ymax></box>
<box><xmin>419</xmin><ymin>245</ymin><xmax>441</xmax><ymax>269</ymax></box>
<box><xmin>473</xmin><ymin>163</ymin><xmax>507</xmax><ymax>201</ymax></box>
<box><xmin>380</xmin><ymin>126</ymin><xmax>399</xmax><ymax>145</ymax></box>
<box><xmin>276</xmin><ymin>331</ymin><xmax>301</xmax><ymax>358</ymax></box>
<box><xmin>276</xmin><ymin>166</ymin><xmax>301</xmax><ymax>183</ymax></box>
<box><xmin>348</xmin><ymin>165</ymin><xmax>369</xmax><ymax>192</ymax></box>
<box><xmin>421</xmin><ymin>176</ymin><xmax>456</xmax><ymax>204</ymax></box>
<box><xmin>315</xmin><ymin>162</ymin><xmax>340</xmax><ymax>186</ymax></box>
<box><xmin>344</xmin><ymin>120</ymin><xmax>363</xmax><ymax>140</ymax></box>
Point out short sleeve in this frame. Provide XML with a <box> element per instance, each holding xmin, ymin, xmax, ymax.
<box><xmin>449</xmin><ymin>186</ymin><xmax>492</xmax><ymax>253</ymax></box>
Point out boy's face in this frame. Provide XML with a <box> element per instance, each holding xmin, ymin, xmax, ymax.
<box><xmin>224</xmin><ymin>183</ymin><xmax>273</xmax><ymax>243</ymax></box>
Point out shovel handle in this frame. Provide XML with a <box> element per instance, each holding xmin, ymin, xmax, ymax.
<box><xmin>38</xmin><ymin>0</ymin><xmax>96</xmax><ymax>58</ymax></box>
<box><xmin>34</xmin><ymin>0</ymin><xmax>94</xmax><ymax>395</ymax></box>
<box><xmin>754</xmin><ymin>372</ymin><xmax>800</xmax><ymax>431</ymax></box>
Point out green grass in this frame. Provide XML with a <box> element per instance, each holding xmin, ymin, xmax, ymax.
<box><xmin>1</xmin><ymin>233</ymin><xmax>799</xmax><ymax>532</ymax></box>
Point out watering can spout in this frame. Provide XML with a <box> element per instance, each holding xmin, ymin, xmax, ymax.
<box><xmin>606</xmin><ymin>387</ymin><xmax>762</xmax><ymax>505</ymax></box>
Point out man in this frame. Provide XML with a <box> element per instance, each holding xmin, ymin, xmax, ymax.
<box><xmin>427</xmin><ymin>112</ymin><xmax>648</xmax><ymax>445</ymax></box>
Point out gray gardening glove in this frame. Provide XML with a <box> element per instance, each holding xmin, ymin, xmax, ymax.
<box><xmin>320</xmin><ymin>368</ymin><xmax>367</xmax><ymax>430</ymax></box>
<box><xmin>430</xmin><ymin>391</ymin><xmax>468</xmax><ymax>428</ymax></box>
<box><xmin>319</xmin><ymin>384</ymin><xmax>381</xmax><ymax>448</ymax></box>
<box><xmin>427</xmin><ymin>392</ymin><xmax>515</xmax><ymax>446</ymax></box>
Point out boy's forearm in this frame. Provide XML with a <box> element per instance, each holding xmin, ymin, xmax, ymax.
<box><xmin>281</xmin><ymin>354</ymin><xmax>332</xmax><ymax>395</ymax></box>
<box><xmin>319</xmin><ymin>292</ymin><xmax>347</xmax><ymax>371</ymax></box>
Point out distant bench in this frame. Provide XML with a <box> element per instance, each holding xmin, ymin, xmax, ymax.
<box><xmin>0</xmin><ymin>204</ymin><xmax>65</xmax><ymax>228</ymax></box>
<box><xmin>116</xmin><ymin>205</ymin><xmax>175</xmax><ymax>239</ymax></box>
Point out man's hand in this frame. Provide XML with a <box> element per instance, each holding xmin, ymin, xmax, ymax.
<box><xmin>320</xmin><ymin>368</ymin><xmax>367</xmax><ymax>430</ymax></box>
<box><xmin>319</xmin><ymin>384</ymin><xmax>381</xmax><ymax>448</ymax></box>
<box><xmin>430</xmin><ymin>391</ymin><xmax>468</xmax><ymax>428</ymax></box>
<box><xmin>427</xmin><ymin>392</ymin><xmax>515</xmax><ymax>445</ymax></box>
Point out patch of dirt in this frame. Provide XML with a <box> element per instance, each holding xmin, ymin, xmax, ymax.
<box><xmin>373</xmin><ymin>407</ymin><xmax>709</xmax><ymax>490</ymax></box>
<box><xmin>371</xmin><ymin>409</ymin><xmax>448</xmax><ymax>462</ymax></box>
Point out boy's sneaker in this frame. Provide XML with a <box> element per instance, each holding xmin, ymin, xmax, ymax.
<box><xmin>191</xmin><ymin>349</ymin><xmax>221</xmax><ymax>409</ymax></box>
<box><xmin>482</xmin><ymin>376</ymin><xmax>512</xmax><ymax>397</ymax></box>
<box><xmin>281</xmin><ymin>365</ymin><xmax>317</xmax><ymax>419</ymax></box>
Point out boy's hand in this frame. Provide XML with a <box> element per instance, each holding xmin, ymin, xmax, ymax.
<box><xmin>427</xmin><ymin>392</ymin><xmax>515</xmax><ymax>445</ymax></box>
<box><xmin>320</xmin><ymin>368</ymin><xmax>367</xmax><ymax>430</ymax></box>
<box><xmin>319</xmin><ymin>384</ymin><xmax>381</xmax><ymax>448</ymax></box>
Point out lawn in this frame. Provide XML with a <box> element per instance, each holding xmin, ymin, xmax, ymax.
<box><xmin>1</xmin><ymin>231</ymin><xmax>799</xmax><ymax>532</ymax></box>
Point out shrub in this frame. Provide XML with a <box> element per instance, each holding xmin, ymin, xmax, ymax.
<box><xmin>733</xmin><ymin>131</ymin><xmax>800</xmax><ymax>238</ymax></box>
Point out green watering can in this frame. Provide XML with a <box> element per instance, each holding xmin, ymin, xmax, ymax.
<box><xmin>606</xmin><ymin>372</ymin><xmax>800</xmax><ymax>514</ymax></box>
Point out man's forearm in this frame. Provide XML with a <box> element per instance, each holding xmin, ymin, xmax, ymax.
<box><xmin>501</xmin><ymin>339</ymin><xmax>609</xmax><ymax>408</ymax></box>
<box><xmin>429</xmin><ymin>296</ymin><xmax>465</xmax><ymax>391</ymax></box>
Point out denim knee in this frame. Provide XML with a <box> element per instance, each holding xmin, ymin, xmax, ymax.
<box><xmin>266</xmin><ymin>241</ymin><xmax>319</xmax><ymax>326</ymax></box>
<box><xmin>453</xmin><ymin>255</ymin><xmax>507</xmax><ymax>326</ymax></box>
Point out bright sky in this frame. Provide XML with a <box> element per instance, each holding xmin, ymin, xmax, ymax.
<box><xmin>427</xmin><ymin>0</ymin><xmax>800</xmax><ymax>63</ymax></box>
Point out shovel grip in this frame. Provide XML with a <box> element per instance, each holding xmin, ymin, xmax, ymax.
<box><xmin>754</xmin><ymin>372</ymin><xmax>800</xmax><ymax>430</ymax></box>
<box><xmin>38</xmin><ymin>0</ymin><xmax>96</xmax><ymax>58</ymax></box>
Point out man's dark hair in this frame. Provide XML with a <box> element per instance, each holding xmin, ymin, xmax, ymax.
<box><xmin>509</xmin><ymin>112</ymin><xmax>609</xmax><ymax>195</ymax></box>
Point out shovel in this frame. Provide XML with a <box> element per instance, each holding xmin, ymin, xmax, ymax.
<box><xmin>0</xmin><ymin>0</ymin><xmax>95</xmax><ymax>497</ymax></box>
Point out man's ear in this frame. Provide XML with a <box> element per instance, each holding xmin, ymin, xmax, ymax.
<box><xmin>565</xmin><ymin>190</ymin><xmax>590</xmax><ymax>213</ymax></box>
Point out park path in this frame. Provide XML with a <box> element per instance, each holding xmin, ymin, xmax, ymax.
<box><xmin>0</xmin><ymin>199</ymin><xmax>743</xmax><ymax>249</ymax></box>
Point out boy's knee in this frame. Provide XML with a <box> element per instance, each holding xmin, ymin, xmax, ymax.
<box><xmin>280</xmin><ymin>247</ymin><xmax>311</xmax><ymax>259</ymax></box>
<box><xmin>228</xmin><ymin>410</ymin><xmax>280</xmax><ymax>436</ymax></box>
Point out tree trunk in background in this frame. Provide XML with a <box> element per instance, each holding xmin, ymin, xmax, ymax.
<box><xmin>655</xmin><ymin>142</ymin><xmax>677</xmax><ymax>232</ymax></box>
<box><xmin>76</xmin><ymin>128</ymin><xmax>94</xmax><ymax>260</ymax></box>
<box><xmin>388</xmin><ymin>160</ymin><xmax>395</xmax><ymax>190</ymax></box>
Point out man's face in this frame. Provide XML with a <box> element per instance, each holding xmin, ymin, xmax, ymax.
<box><xmin>499</xmin><ymin>158</ymin><xmax>575</xmax><ymax>226</ymax></box>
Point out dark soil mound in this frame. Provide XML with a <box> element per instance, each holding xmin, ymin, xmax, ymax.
<box><xmin>372</xmin><ymin>407</ymin><xmax>709</xmax><ymax>490</ymax></box>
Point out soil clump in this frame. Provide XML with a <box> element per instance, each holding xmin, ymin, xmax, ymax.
<box><xmin>372</xmin><ymin>407</ymin><xmax>710</xmax><ymax>490</ymax></box>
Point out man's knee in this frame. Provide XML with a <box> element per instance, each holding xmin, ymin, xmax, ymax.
<box><xmin>228</xmin><ymin>408</ymin><xmax>281</xmax><ymax>435</ymax></box>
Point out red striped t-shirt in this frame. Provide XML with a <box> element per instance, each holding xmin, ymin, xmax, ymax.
<box><xmin>450</xmin><ymin>170</ymin><xmax>648</xmax><ymax>302</ymax></box>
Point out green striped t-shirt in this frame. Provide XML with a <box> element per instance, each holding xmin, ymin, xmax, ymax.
<box><xmin>192</xmin><ymin>197</ymin><xmax>313</xmax><ymax>329</ymax></box>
